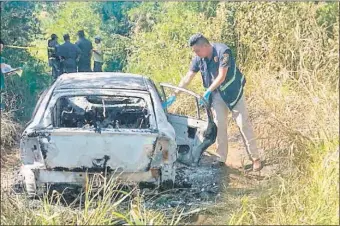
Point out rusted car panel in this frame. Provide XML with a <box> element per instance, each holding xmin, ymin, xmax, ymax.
<box><xmin>20</xmin><ymin>73</ymin><xmax>215</xmax><ymax>194</ymax></box>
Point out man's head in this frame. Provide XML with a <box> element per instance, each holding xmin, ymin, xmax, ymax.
<box><xmin>51</xmin><ymin>34</ymin><xmax>58</xmax><ymax>40</ymax></box>
<box><xmin>78</xmin><ymin>30</ymin><xmax>85</xmax><ymax>38</ymax></box>
<box><xmin>94</xmin><ymin>36</ymin><xmax>101</xmax><ymax>44</ymax></box>
<box><xmin>188</xmin><ymin>33</ymin><xmax>212</xmax><ymax>58</ymax></box>
<box><xmin>63</xmin><ymin>34</ymin><xmax>70</xmax><ymax>42</ymax></box>
<box><xmin>0</xmin><ymin>39</ymin><xmax>4</xmax><ymax>52</ymax></box>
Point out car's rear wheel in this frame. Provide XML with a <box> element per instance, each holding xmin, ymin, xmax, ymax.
<box><xmin>160</xmin><ymin>163</ymin><xmax>176</xmax><ymax>189</ymax></box>
<box><xmin>21</xmin><ymin>168</ymin><xmax>37</xmax><ymax>198</ymax></box>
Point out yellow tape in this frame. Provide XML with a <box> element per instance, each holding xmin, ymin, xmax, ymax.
<box><xmin>6</xmin><ymin>45</ymin><xmax>122</xmax><ymax>52</ymax></box>
<box><xmin>6</xmin><ymin>45</ymin><xmax>52</xmax><ymax>50</ymax></box>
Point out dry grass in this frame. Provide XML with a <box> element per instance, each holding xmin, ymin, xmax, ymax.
<box><xmin>0</xmin><ymin>111</ymin><xmax>21</xmax><ymax>165</ymax></box>
<box><xmin>0</xmin><ymin>175</ymin><xmax>185</xmax><ymax>225</ymax></box>
<box><xmin>212</xmin><ymin>3</ymin><xmax>339</xmax><ymax>224</ymax></box>
<box><xmin>0</xmin><ymin>2</ymin><xmax>338</xmax><ymax>225</ymax></box>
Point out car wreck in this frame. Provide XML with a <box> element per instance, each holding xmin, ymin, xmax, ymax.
<box><xmin>19</xmin><ymin>73</ymin><xmax>216</xmax><ymax>196</ymax></box>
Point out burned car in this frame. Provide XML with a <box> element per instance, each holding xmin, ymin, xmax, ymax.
<box><xmin>20</xmin><ymin>73</ymin><xmax>216</xmax><ymax>195</ymax></box>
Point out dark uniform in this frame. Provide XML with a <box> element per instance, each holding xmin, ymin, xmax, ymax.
<box><xmin>190</xmin><ymin>43</ymin><xmax>245</xmax><ymax>110</ymax></box>
<box><xmin>56</xmin><ymin>41</ymin><xmax>82</xmax><ymax>73</ymax></box>
<box><xmin>0</xmin><ymin>54</ymin><xmax>5</xmax><ymax>109</ymax></box>
<box><xmin>0</xmin><ymin>54</ymin><xmax>5</xmax><ymax>91</ymax></box>
<box><xmin>47</xmin><ymin>39</ymin><xmax>60</xmax><ymax>78</ymax></box>
<box><xmin>76</xmin><ymin>37</ymin><xmax>93</xmax><ymax>72</ymax></box>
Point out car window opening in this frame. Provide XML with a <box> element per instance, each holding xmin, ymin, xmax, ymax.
<box><xmin>54</xmin><ymin>95</ymin><xmax>150</xmax><ymax>129</ymax></box>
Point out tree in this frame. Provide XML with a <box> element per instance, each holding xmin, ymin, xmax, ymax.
<box><xmin>1</xmin><ymin>1</ymin><xmax>50</xmax><ymax>120</ymax></box>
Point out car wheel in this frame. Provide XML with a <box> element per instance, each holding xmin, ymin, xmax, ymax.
<box><xmin>160</xmin><ymin>163</ymin><xmax>176</xmax><ymax>190</ymax></box>
<box><xmin>21</xmin><ymin>168</ymin><xmax>37</xmax><ymax>198</ymax></box>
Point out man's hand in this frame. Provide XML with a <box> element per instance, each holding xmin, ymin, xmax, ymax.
<box><xmin>162</xmin><ymin>95</ymin><xmax>176</xmax><ymax>109</ymax></box>
<box><xmin>207</xmin><ymin>67</ymin><xmax>228</xmax><ymax>92</ymax></box>
<box><xmin>199</xmin><ymin>90</ymin><xmax>212</xmax><ymax>105</ymax></box>
<box><xmin>1</xmin><ymin>64</ymin><xmax>12</xmax><ymax>73</ymax></box>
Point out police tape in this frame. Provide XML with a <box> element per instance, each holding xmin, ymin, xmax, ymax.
<box><xmin>5</xmin><ymin>45</ymin><xmax>43</xmax><ymax>50</ymax></box>
<box><xmin>6</xmin><ymin>45</ymin><xmax>122</xmax><ymax>52</ymax></box>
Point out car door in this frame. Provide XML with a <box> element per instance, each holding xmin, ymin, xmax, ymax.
<box><xmin>160</xmin><ymin>83</ymin><xmax>217</xmax><ymax>166</ymax></box>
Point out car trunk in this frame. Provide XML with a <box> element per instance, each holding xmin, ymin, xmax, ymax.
<box><xmin>42</xmin><ymin>129</ymin><xmax>158</xmax><ymax>172</ymax></box>
<box><xmin>36</xmin><ymin>93</ymin><xmax>158</xmax><ymax>172</ymax></box>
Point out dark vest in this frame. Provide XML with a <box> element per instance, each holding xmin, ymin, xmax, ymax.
<box><xmin>199</xmin><ymin>43</ymin><xmax>246</xmax><ymax>110</ymax></box>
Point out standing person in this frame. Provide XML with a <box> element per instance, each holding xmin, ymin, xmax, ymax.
<box><xmin>163</xmin><ymin>33</ymin><xmax>262</xmax><ymax>171</ymax></box>
<box><xmin>47</xmin><ymin>34</ymin><xmax>60</xmax><ymax>78</ymax></box>
<box><xmin>56</xmin><ymin>34</ymin><xmax>81</xmax><ymax>73</ymax></box>
<box><xmin>76</xmin><ymin>30</ymin><xmax>92</xmax><ymax>72</ymax></box>
<box><xmin>0</xmin><ymin>39</ymin><xmax>21</xmax><ymax>110</ymax></box>
<box><xmin>92</xmin><ymin>36</ymin><xmax>103</xmax><ymax>72</ymax></box>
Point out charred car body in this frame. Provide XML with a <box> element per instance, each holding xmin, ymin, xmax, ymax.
<box><xmin>20</xmin><ymin>73</ymin><xmax>216</xmax><ymax>195</ymax></box>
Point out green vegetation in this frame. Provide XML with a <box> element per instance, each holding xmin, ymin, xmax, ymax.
<box><xmin>1</xmin><ymin>1</ymin><xmax>338</xmax><ymax>225</ymax></box>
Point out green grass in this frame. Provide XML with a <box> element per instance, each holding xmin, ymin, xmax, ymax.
<box><xmin>227</xmin><ymin>140</ymin><xmax>339</xmax><ymax>225</ymax></box>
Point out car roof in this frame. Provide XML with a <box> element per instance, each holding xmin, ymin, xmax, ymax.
<box><xmin>54</xmin><ymin>72</ymin><xmax>150</xmax><ymax>91</ymax></box>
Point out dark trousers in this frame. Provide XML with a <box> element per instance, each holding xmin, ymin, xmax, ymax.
<box><xmin>61</xmin><ymin>59</ymin><xmax>77</xmax><ymax>73</ymax></box>
<box><xmin>93</xmin><ymin>61</ymin><xmax>103</xmax><ymax>72</ymax></box>
<box><xmin>78</xmin><ymin>59</ymin><xmax>92</xmax><ymax>72</ymax></box>
<box><xmin>50</xmin><ymin>59</ymin><xmax>61</xmax><ymax>79</ymax></box>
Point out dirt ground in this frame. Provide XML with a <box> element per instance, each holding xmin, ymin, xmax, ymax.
<box><xmin>140</xmin><ymin>132</ymin><xmax>278</xmax><ymax>222</ymax></box>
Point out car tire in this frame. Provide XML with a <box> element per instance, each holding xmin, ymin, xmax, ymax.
<box><xmin>21</xmin><ymin>168</ymin><xmax>37</xmax><ymax>198</ymax></box>
<box><xmin>160</xmin><ymin>163</ymin><xmax>176</xmax><ymax>190</ymax></box>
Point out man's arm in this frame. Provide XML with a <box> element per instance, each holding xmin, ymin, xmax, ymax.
<box><xmin>174</xmin><ymin>70</ymin><xmax>197</xmax><ymax>95</ymax></box>
<box><xmin>0</xmin><ymin>63</ymin><xmax>7</xmax><ymax>69</ymax></box>
<box><xmin>1</xmin><ymin>63</ymin><xmax>18</xmax><ymax>76</ymax></box>
<box><xmin>1</xmin><ymin>63</ymin><xmax>11</xmax><ymax>71</ymax></box>
<box><xmin>174</xmin><ymin>56</ymin><xmax>199</xmax><ymax>95</ymax></box>
<box><xmin>206</xmin><ymin>67</ymin><xmax>228</xmax><ymax>92</ymax></box>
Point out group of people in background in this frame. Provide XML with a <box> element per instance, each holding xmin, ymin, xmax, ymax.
<box><xmin>47</xmin><ymin>30</ymin><xmax>103</xmax><ymax>79</ymax></box>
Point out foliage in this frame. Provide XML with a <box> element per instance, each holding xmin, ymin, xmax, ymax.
<box><xmin>0</xmin><ymin>1</ymin><xmax>51</xmax><ymax>121</ymax></box>
<box><xmin>96</xmin><ymin>1</ymin><xmax>139</xmax><ymax>36</ymax></box>
<box><xmin>0</xmin><ymin>2</ymin><xmax>339</xmax><ymax>225</ymax></box>
<box><xmin>93</xmin><ymin>2</ymin><xmax>138</xmax><ymax>71</ymax></box>
<box><xmin>42</xmin><ymin>2</ymin><xmax>101</xmax><ymax>43</ymax></box>
<box><xmin>125</xmin><ymin>2</ymin><xmax>220</xmax><ymax>93</ymax></box>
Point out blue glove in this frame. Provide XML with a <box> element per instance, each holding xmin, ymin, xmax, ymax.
<box><xmin>200</xmin><ymin>90</ymin><xmax>212</xmax><ymax>106</ymax></box>
<box><xmin>162</xmin><ymin>95</ymin><xmax>176</xmax><ymax>109</ymax></box>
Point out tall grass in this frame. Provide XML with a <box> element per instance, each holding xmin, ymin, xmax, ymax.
<box><xmin>228</xmin><ymin>141</ymin><xmax>339</xmax><ymax>225</ymax></box>
<box><xmin>222</xmin><ymin>3</ymin><xmax>339</xmax><ymax>224</ymax></box>
<box><xmin>0</xmin><ymin>112</ymin><xmax>21</xmax><ymax>165</ymax></box>
<box><xmin>1</xmin><ymin>174</ymin><xmax>183</xmax><ymax>225</ymax></box>
<box><xmin>126</xmin><ymin>2</ymin><xmax>339</xmax><ymax>225</ymax></box>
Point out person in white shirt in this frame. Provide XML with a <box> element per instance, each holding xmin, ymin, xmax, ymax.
<box><xmin>92</xmin><ymin>36</ymin><xmax>104</xmax><ymax>72</ymax></box>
